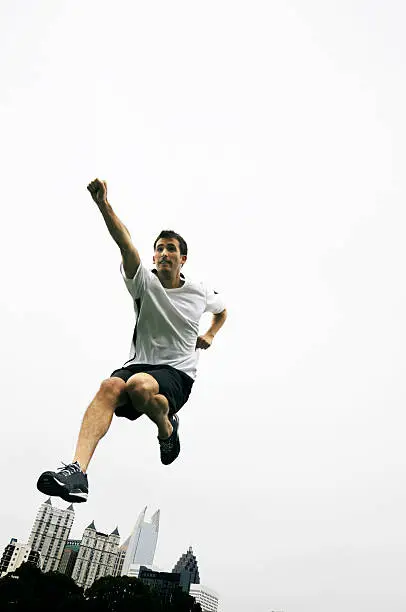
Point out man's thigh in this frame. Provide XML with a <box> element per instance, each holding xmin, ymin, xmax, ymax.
<box><xmin>126</xmin><ymin>371</ymin><xmax>160</xmax><ymax>397</ymax></box>
<box><xmin>110</xmin><ymin>365</ymin><xmax>168</xmax><ymax>421</ymax></box>
<box><xmin>110</xmin><ymin>366</ymin><xmax>147</xmax><ymax>421</ymax></box>
<box><xmin>110</xmin><ymin>364</ymin><xmax>193</xmax><ymax>421</ymax></box>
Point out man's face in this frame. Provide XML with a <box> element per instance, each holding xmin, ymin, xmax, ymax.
<box><xmin>153</xmin><ymin>238</ymin><xmax>187</xmax><ymax>274</ymax></box>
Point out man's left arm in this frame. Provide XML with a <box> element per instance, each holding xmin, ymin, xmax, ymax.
<box><xmin>196</xmin><ymin>309</ymin><xmax>227</xmax><ymax>349</ymax></box>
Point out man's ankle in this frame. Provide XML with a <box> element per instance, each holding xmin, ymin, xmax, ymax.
<box><xmin>72</xmin><ymin>460</ymin><xmax>86</xmax><ymax>474</ymax></box>
<box><xmin>158</xmin><ymin>420</ymin><xmax>173</xmax><ymax>440</ymax></box>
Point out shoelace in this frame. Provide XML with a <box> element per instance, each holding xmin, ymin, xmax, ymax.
<box><xmin>57</xmin><ymin>462</ymin><xmax>80</xmax><ymax>476</ymax></box>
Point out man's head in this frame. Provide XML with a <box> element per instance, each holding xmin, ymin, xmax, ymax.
<box><xmin>153</xmin><ymin>230</ymin><xmax>188</xmax><ymax>277</ymax></box>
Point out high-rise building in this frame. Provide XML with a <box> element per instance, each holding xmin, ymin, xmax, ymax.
<box><xmin>58</xmin><ymin>539</ymin><xmax>81</xmax><ymax>577</ymax></box>
<box><xmin>189</xmin><ymin>584</ymin><xmax>219</xmax><ymax>612</ymax></box>
<box><xmin>121</xmin><ymin>507</ymin><xmax>160</xmax><ymax>576</ymax></box>
<box><xmin>28</xmin><ymin>498</ymin><xmax>74</xmax><ymax>572</ymax></box>
<box><xmin>172</xmin><ymin>546</ymin><xmax>200</xmax><ymax>592</ymax></box>
<box><xmin>0</xmin><ymin>538</ymin><xmax>41</xmax><ymax>577</ymax></box>
<box><xmin>71</xmin><ymin>521</ymin><xmax>120</xmax><ymax>589</ymax></box>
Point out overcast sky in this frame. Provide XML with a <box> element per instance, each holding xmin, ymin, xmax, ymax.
<box><xmin>1</xmin><ymin>1</ymin><xmax>406</xmax><ymax>611</ymax></box>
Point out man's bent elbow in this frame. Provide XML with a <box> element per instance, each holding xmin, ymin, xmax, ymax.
<box><xmin>121</xmin><ymin>246</ymin><xmax>141</xmax><ymax>279</ymax></box>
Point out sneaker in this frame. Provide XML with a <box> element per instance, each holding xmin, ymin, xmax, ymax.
<box><xmin>37</xmin><ymin>462</ymin><xmax>88</xmax><ymax>503</ymax></box>
<box><xmin>158</xmin><ymin>414</ymin><xmax>180</xmax><ymax>465</ymax></box>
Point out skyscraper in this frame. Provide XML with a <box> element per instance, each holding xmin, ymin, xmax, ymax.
<box><xmin>121</xmin><ymin>507</ymin><xmax>160</xmax><ymax>575</ymax></box>
<box><xmin>28</xmin><ymin>498</ymin><xmax>74</xmax><ymax>572</ymax></box>
<box><xmin>0</xmin><ymin>538</ymin><xmax>41</xmax><ymax>577</ymax></box>
<box><xmin>172</xmin><ymin>546</ymin><xmax>200</xmax><ymax>592</ymax></box>
<box><xmin>71</xmin><ymin>521</ymin><xmax>120</xmax><ymax>589</ymax></box>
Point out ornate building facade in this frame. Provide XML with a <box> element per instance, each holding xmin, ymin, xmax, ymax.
<box><xmin>28</xmin><ymin>498</ymin><xmax>74</xmax><ymax>572</ymax></box>
<box><xmin>71</xmin><ymin>521</ymin><xmax>120</xmax><ymax>589</ymax></box>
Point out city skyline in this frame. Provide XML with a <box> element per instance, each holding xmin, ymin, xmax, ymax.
<box><xmin>0</xmin><ymin>498</ymin><xmax>219</xmax><ymax>609</ymax></box>
<box><xmin>0</xmin><ymin>499</ymin><xmax>200</xmax><ymax>578</ymax></box>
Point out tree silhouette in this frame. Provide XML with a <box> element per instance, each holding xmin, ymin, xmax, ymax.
<box><xmin>85</xmin><ymin>576</ymin><xmax>203</xmax><ymax>611</ymax></box>
<box><xmin>0</xmin><ymin>564</ymin><xmax>204</xmax><ymax>611</ymax></box>
<box><xmin>85</xmin><ymin>575</ymin><xmax>161</xmax><ymax>611</ymax></box>
<box><xmin>0</xmin><ymin>563</ymin><xmax>83</xmax><ymax>611</ymax></box>
<box><xmin>169</xmin><ymin>586</ymin><xmax>203</xmax><ymax>612</ymax></box>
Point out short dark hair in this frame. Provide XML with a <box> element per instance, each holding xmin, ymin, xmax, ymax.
<box><xmin>153</xmin><ymin>230</ymin><xmax>188</xmax><ymax>256</ymax></box>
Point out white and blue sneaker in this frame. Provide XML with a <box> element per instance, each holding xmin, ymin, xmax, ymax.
<box><xmin>37</xmin><ymin>462</ymin><xmax>88</xmax><ymax>503</ymax></box>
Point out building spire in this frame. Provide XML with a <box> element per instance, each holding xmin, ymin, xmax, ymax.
<box><xmin>172</xmin><ymin>546</ymin><xmax>200</xmax><ymax>592</ymax></box>
<box><xmin>121</xmin><ymin>507</ymin><xmax>160</xmax><ymax>575</ymax></box>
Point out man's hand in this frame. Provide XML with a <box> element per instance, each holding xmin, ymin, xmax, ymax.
<box><xmin>196</xmin><ymin>333</ymin><xmax>214</xmax><ymax>350</ymax></box>
<box><xmin>87</xmin><ymin>178</ymin><xmax>108</xmax><ymax>207</ymax></box>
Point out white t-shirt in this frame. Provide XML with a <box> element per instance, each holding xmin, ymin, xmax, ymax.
<box><xmin>121</xmin><ymin>263</ymin><xmax>225</xmax><ymax>380</ymax></box>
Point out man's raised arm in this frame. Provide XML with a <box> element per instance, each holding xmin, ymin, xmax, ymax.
<box><xmin>87</xmin><ymin>178</ymin><xmax>140</xmax><ymax>279</ymax></box>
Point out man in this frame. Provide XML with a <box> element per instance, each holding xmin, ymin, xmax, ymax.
<box><xmin>37</xmin><ymin>179</ymin><xmax>227</xmax><ymax>503</ymax></box>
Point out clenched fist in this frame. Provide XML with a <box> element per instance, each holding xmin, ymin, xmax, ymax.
<box><xmin>196</xmin><ymin>333</ymin><xmax>214</xmax><ymax>350</ymax></box>
<box><xmin>87</xmin><ymin>178</ymin><xmax>108</xmax><ymax>207</ymax></box>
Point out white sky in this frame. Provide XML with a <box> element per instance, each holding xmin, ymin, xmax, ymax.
<box><xmin>1</xmin><ymin>1</ymin><xmax>406</xmax><ymax>611</ymax></box>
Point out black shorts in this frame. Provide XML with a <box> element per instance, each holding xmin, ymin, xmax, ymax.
<box><xmin>110</xmin><ymin>363</ymin><xmax>194</xmax><ymax>421</ymax></box>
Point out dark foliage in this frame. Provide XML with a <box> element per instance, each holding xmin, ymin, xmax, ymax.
<box><xmin>85</xmin><ymin>575</ymin><xmax>160</xmax><ymax>612</ymax></box>
<box><xmin>0</xmin><ymin>564</ymin><xmax>203</xmax><ymax>611</ymax></box>
<box><xmin>0</xmin><ymin>563</ymin><xmax>83</xmax><ymax>611</ymax></box>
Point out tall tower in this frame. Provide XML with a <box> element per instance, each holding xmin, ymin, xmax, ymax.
<box><xmin>121</xmin><ymin>507</ymin><xmax>160</xmax><ymax>575</ymax></box>
<box><xmin>71</xmin><ymin>521</ymin><xmax>120</xmax><ymax>589</ymax></box>
<box><xmin>172</xmin><ymin>546</ymin><xmax>200</xmax><ymax>592</ymax></box>
<box><xmin>28</xmin><ymin>499</ymin><xmax>74</xmax><ymax>572</ymax></box>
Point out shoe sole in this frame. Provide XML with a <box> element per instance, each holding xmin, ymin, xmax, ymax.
<box><xmin>37</xmin><ymin>473</ymin><xmax>88</xmax><ymax>503</ymax></box>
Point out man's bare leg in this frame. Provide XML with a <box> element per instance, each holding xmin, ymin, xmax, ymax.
<box><xmin>37</xmin><ymin>377</ymin><xmax>127</xmax><ymax>502</ymax></box>
<box><xmin>73</xmin><ymin>377</ymin><xmax>127</xmax><ymax>472</ymax></box>
<box><xmin>37</xmin><ymin>372</ymin><xmax>177</xmax><ymax>502</ymax></box>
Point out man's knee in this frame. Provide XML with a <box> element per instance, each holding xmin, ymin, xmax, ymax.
<box><xmin>126</xmin><ymin>374</ymin><xmax>158</xmax><ymax>406</ymax></box>
<box><xmin>98</xmin><ymin>377</ymin><xmax>127</xmax><ymax>401</ymax></box>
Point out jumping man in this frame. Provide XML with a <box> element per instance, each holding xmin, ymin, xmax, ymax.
<box><xmin>37</xmin><ymin>179</ymin><xmax>227</xmax><ymax>503</ymax></box>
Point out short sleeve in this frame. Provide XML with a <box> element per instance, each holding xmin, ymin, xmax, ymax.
<box><xmin>120</xmin><ymin>262</ymin><xmax>153</xmax><ymax>299</ymax></box>
<box><xmin>204</xmin><ymin>286</ymin><xmax>226</xmax><ymax>314</ymax></box>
